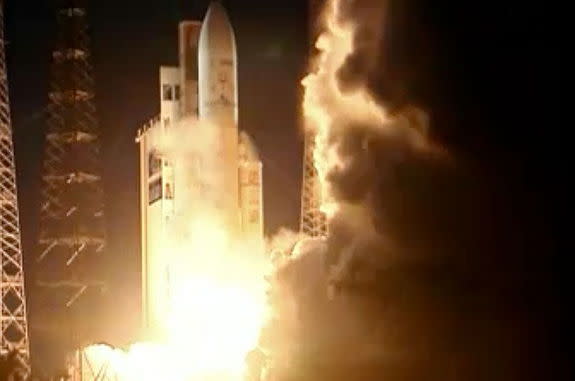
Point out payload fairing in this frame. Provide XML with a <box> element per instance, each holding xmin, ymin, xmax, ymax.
<box><xmin>198</xmin><ymin>2</ymin><xmax>240</xmax><ymax>236</ymax></box>
<box><xmin>136</xmin><ymin>2</ymin><xmax>263</xmax><ymax>338</ymax></box>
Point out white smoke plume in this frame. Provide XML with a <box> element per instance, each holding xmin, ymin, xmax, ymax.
<box><xmin>259</xmin><ymin>0</ymin><xmax>437</xmax><ymax>377</ymax></box>
<box><xmin>155</xmin><ymin>116</ymin><xmax>224</xmax><ymax>238</ymax></box>
<box><xmin>259</xmin><ymin>0</ymin><xmax>548</xmax><ymax>380</ymax></box>
<box><xmin>76</xmin><ymin>117</ymin><xmax>269</xmax><ymax>381</ymax></box>
<box><xmin>155</xmin><ymin>116</ymin><xmax>266</xmax><ymax>285</ymax></box>
<box><xmin>154</xmin><ymin>116</ymin><xmax>269</xmax><ymax>368</ymax></box>
<box><xmin>264</xmin><ymin>227</ymin><xmax>306</xmax><ymax>266</ymax></box>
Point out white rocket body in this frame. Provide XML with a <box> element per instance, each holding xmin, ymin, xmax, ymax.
<box><xmin>138</xmin><ymin>1</ymin><xmax>263</xmax><ymax>339</ymax></box>
<box><xmin>198</xmin><ymin>2</ymin><xmax>240</xmax><ymax>236</ymax></box>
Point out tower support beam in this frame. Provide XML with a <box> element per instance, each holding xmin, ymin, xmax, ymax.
<box><xmin>35</xmin><ymin>0</ymin><xmax>106</xmax><ymax>372</ymax></box>
<box><xmin>0</xmin><ymin>0</ymin><xmax>31</xmax><ymax>373</ymax></box>
<box><xmin>300</xmin><ymin>0</ymin><xmax>327</xmax><ymax>238</ymax></box>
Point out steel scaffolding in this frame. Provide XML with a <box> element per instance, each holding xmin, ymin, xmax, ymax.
<box><xmin>300</xmin><ymin>132</ymin><xmax>327</xmax><ymax>237</ymax></box>
<box><xmin>300</xmin><ymin>0</ymin><xmax>327</xmax><ymax>238</ymax></box>
<box><xmin>0</xmin><ymin>0</ymin><xmax>31</xmax><ymax>372</ymax></box>
<box><xmin>36</xmin><ymin>0</ymin><xmax>106</xmax><ymax>366</ymax></box>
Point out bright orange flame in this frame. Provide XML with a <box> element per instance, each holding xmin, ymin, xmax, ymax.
<box><xmin>167</xmin><ymin>276</ymin><xmax>266</xmax><ymax>375</ymax></box>
<box><xmin>165</xmin><ymin>220</ymin><xmax>267</xmax><ymax>377</ymax></box>
<box><xmin>75</xmin><ymin>219</ymin><xmax>268</xmax><ymax>381</ymax></box>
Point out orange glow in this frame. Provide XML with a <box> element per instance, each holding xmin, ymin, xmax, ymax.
<box><xmin>164</xmin><ymin>218</ymin><xmax>267</xmax><ymax>377</ymax></box>
<box><xmin>77</xmin><ymin>207</ymin><xmax>267</xmax><ymax>381</ymax></box>
<box><xmin>302</xmin><ymin>0</ymin><xmax>396</xmax><ymax>220</ymax></box>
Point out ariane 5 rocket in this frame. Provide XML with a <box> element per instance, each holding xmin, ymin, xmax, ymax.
<box><xmin>137</xmin><ymin>1</ymin><xmax>263</xmax><ymax>338</ymax></box>
<box><xmin>198</xmin><ymin>1</ymin><xmax>240</xmax><ymax>236</ymax></box>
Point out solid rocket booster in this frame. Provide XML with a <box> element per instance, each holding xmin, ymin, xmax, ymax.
<box><xmin>198</xmin><ymin>1</ymin><xmax>240</xmax><ymax>234</ymax></box>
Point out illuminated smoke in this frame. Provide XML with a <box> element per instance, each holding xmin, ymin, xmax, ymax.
<box><xmin>157</xmin><ymin>116</ymin><xmax>227</xmax><ymax>238</ymax></box>
<box><xmin>262</xmin><ymin>0</ymin><xmax>440</xmax><ymax>376</ymax></box>
<box><xmin>260</xmin><ymin>0</ymin><xmax>536</xmax><ymax>380</ymax></box>
<box><xmin>76</xmin><ymin>117</ymin><xmax>269</xmax><ymax>381</ymax></box>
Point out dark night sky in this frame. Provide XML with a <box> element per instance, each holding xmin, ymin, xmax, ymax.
<box><xmin>4</xmin><ymin>0</ymin><xmax>565</xmax><ymax>376</ymax></box>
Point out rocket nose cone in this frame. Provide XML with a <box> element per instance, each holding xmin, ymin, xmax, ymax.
<box><xmin>202</xmin><ymin>1</ymin><xmax>233</xmax><ymax>35</ymax></box>
<box><xmin>199</xmin><ymin>1</ymin><xmax>236</xmax><ymax>56</ymax></box>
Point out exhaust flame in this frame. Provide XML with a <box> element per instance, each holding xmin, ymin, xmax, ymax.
<box><xmin>164</xmin><ymin>221</ymin><xmax>267</xmax><ymax>378</ymax></box>
<box><xmin>74</xmin><ymin>119</ymin><xmax>269</xmax><ymax>381</ymax></box>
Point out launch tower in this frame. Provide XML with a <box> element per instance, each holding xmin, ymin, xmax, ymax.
<box><xmin>35</xmin><ymin>0</ymin><xmax>106</xmax><ymax>369</ymax></box>
<box><xmin>300</xmin><ymin>136</ymin><xmax>326</xmax><ymax>237</ymax></box>
<box><xmin>0</xmin><ymin>0</ymin><xmax>30</xmax><ymax>371</ymax></box>
<box><xmin>300</xmin><ymin>0</ymin><xmax>327</xmax><ymax>237</ymax></box>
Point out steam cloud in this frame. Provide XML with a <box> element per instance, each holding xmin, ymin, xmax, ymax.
<box><xmin>75</xmin><ymin>116</ymin><xmax>270</xmax><ymax>381</ymax></box>
<box><xmin>156</xmin><ymin>116</ymin><xmax>265</xmax><ymax>273</ymax></box>
<box><xmin>259</xmin><ymin>1</ymin><xmax>556</xmax><ymax>380</ymax></box>
<box><xmin>156</xmin><ymin>117</ymin><xmax>223</xmax><ymax>234</ymax></box>
<box><xmin>155</xmin><ymin>116</ymin><xmax>267</xmax><ymax>322</ymax></box>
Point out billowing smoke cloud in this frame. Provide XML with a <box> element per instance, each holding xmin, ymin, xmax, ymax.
<box><xmin>155</xmin><ymin>116</ymin><xmax>266</xmax><ymax>280</ymax></box>
<box><xmin>259</xmin><ymin>1</ymin><xmax>554</xmax><ymax>380</ymax></box>
<box><xmin>154</xmin><ymin>116</ymin><xmax>268</xmax><ymax>330</ymax></box>
<box><xmin>76</xmin><ymin>116</ymin><xmax>271</xmax><ymax>381</ymax></box>
<box><xmin>155</xmin><ymin>116</ymin><xmax>224</xmax><ymax>238</ymax></box>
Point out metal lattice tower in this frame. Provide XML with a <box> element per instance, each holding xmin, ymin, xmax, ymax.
<box><xmin>0</xmin><ymin>0</ymin><xmax>31</xmax><ymax>371</ymax></box>
<box><xmin>300</xmin><ymin>133</ymin><xmax>327</xmax><ymax>237</ymax></box>
<box><xmin>300</xmin><ymin>0</ymin><xmax>327</xmax><ymax>237</ymax></box>
<box><xmin>36</xmin><ymin>0</ymin><xmax>105</xmax><ymax>363</ymax></box>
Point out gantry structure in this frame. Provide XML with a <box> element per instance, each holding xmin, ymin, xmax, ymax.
<box><xmin>300</xmin><ymin>136</ymin><xmax>327</xmax><ymax>237</ymax></box>
<box><xmin>300</xmin><ymin>0</ymin><xmax>327</xmax><ymax>237</ymax></box>
<box><xmin>36</xmin><ymin>0</ymin><xmax>106</xmax><ymax>367</ymax></box>
<box><xmin>0</xmin><ymin>0</ymin><xmax>31</xmax><ymax>372</ymax></box>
